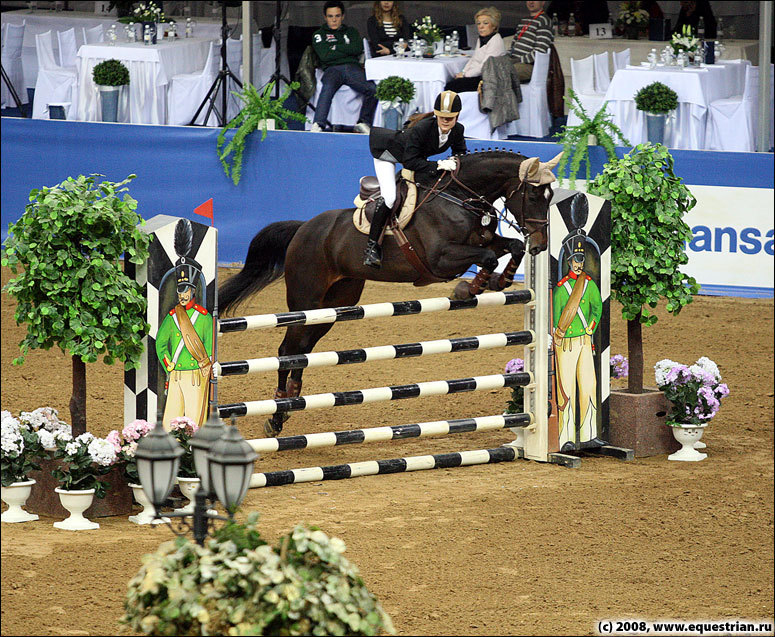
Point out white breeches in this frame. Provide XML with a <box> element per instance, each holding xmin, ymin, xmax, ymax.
<box><xmin>373</xmin><ymin>157</ymin><xmax>397</xmax><ymax>208</ymax></box>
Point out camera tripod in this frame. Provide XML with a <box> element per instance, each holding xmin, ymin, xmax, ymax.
<box><xmin>188</xmin><ymin>1</ymin><xmax>242</xmax><ymax>126</ymax></box>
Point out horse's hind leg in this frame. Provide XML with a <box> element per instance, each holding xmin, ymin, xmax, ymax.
<box><xmin>265</xmin><ymin>278</ymin><xmax>366</xmax><ymax>436</ymax></box>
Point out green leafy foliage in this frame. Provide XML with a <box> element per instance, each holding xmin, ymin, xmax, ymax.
<box><xmin>122</xmin><ymin>513</ymin><xmax>395</xmax><ymax>636</ymax></box>
<box><xmin>634</xmin><ymin>81</ymin><xmax>678</xmax><ymax>114</ymax></box>
<box><xmin>375</xmin><ymin>75</ymin><xmax>416</xmax><ymax>103</ymax></box>
<box><xmin>92</xmin><ymin>59</ymin><xmax>130</xmax><ymax>87</ymax></box>
<box><xmin>588</xmin><ymin>143</ymin><xmax>699</xmax><ymax>329</ymax></box>
<box><xmin>217</xmin><ymin>81</ymin><xmax>308</xmax><ymax>186</ymax></box>
<box><xmin>1</xmin><ymin>174</ymin><xmax>150</xmax><ymax>370</ymax></box>
<box><xmin>555</xmin><ymin>89</ymin><xmax>631</xmax><ymax>190</ymax></box>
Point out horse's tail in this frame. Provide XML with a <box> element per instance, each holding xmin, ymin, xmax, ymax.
<box><xmin>219</xmin><ymin>220</ymin><xmax>304</xmax><ymax>315</ymax></box>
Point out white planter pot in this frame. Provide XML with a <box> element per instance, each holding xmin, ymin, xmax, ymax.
<box><xmin>53</xmin><ymin>488</ymin><xmax>99</xmax><ymax>530</ymax></box>
<box><xmin>175</xmin><ymin>477</ymin><xmax>217</xmax><ymax>515</ymax></box>
<box><xmin>667</xmin><ymin>425</ymin><xmax>708</xmax><ymax>461</ymax></box>
<box><xmin>1</xmin><ymin>479</ymin><xmax>39</xmax><ymax>523</ymax></box>
<box><xmin>258</xmin><ymin>118</ymin><xmax>275</xmax><ymax>132</ymax></box>
<box><xmin>128</xmin><ymin>483</ymin><xmax>169</xmax><ymax>525</ymax></box>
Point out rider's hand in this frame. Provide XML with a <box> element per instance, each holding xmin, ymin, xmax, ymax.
<box><xmin>437</xmin><ymin>158</ymin><xmax>457</xmax><ymax>171</ymax></box>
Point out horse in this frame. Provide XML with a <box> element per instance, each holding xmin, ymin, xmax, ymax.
<box><xmin>219</xmin><ymin>150</ymin><xmax>562</xmax><ymax>436</ymax></box>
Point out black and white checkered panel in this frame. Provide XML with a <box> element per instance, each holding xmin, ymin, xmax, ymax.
<box><xmin>124</xmin><ymin>215</ymin><xmax>218</xmax><ymax>427</ymax></box>
<box><xmin>549</xmin><ymin>189</ymin><xmax>612</xmax><ymax>441</ymax></box>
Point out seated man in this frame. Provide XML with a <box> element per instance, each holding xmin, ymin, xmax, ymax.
<box><xmin>509</xmin><ymin>0</ymin><xmax>554</xmax><ymax>82</ymax></box>
<box><xmin>311</xmin><ymin>0</ymin><xmax>377</xmax><ymax>133</ymax></box>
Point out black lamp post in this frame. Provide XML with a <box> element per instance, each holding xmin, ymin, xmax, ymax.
<box><xmin>134</xmin><ymin>415</ymin><xmax>258</xmax><ymax>546</ymax></box>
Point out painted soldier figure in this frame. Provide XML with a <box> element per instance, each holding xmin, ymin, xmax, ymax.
<box><xmin>155</xmin><ymin>254</ymin><xmax>213</xmax><ymax>429</ymax></box>
<box><xmin>552</xmin><ymin>233</ymin><xmax>604</xmax><ymax>452</ymax></box>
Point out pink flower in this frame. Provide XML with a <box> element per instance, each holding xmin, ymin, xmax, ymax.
<box><xmin>168</xmin><ymin>416</ymin><xmax>198</xmax><ymax>437</ymax></box>
<box><xmin>106</xmin><ymin>429</ymin><xmax>123</xmax><ymax>452</ymax></box>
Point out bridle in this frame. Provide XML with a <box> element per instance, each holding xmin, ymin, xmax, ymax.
<box><xmin>412</xmin><ymin>163</ymin><xmax>550</xmax><ymax>240</ymax></box>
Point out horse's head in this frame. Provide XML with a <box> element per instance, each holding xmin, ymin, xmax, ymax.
<box><xmin>504</xmin><ymin>152</ymin><xmax>562</xmax><ymax>256</ymax></box>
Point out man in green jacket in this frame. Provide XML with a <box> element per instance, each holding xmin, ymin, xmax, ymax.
<box><xmin>552</xmin><ymin>235</ymin><xmax>604</xmax><ymax>452</ymax></box>
<box><xmin>310</xmin><ymin>0</ymin><xmax>377</xmax><ymax>133</ymax></box>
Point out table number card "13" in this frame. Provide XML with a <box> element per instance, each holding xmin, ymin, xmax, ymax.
<box><xmin>589</xmin><ymin>23</ymin><xmax>613</xmax><ymax>39</ymax></box>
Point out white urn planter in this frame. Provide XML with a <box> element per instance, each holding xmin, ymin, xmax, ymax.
<box><xmin>1</xmin><ymin>479</ymin><xmax>39</xmax><ymax>523</ymax></box>
<box><xmin>667</xmin><ymin>425</ymin><xmax>708</xmax><ymax>461</ymax></box>
<box><xmin>53</xmin><ymin>487</ymin><xmax>99</xmax><ymax>530</ymax></box>
<box><xmin>128</xmin><ymin>483</ymin><xmax>169</xmax><ymax>525</ymax></box>
<box><xmin>175</xmin><ymin>477</ymin><xmax>217</xmax><ymax>516</ymax></box>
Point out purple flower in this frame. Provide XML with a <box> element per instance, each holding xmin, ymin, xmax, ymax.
<box><xmin>610</xmin><ymin>354</ymin><xmax>629</xmax><ymax>379</ymax></box>
<box><xmin>716</xmin><ymin>383</ymin><xmax>729</xmax><ymax>398</ymax></box>
<box><xmin>505</xmin><ymin>358</ymin><xmax>524</xmax><ymax>374</ymax></box>
<box><xmin>665</xmin><ymin>364</ymin><xmax>691</xmax><ymax>385</ymax></box>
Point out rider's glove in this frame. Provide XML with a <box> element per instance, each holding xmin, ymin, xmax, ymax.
<box><xmin>436</xmin><ymin>158</ymin><xmax>457</xmax><ymax>172</ymax></box>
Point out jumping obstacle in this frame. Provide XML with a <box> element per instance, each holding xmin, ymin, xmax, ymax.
<box><xmin>215</xmin><ymin>331</ymin><xmax>533</xmax><ymax>376</ymax></box>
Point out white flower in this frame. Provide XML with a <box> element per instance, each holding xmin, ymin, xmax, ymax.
<box><xmin>88</xmin><ymin>438</ymin><xmax>117</xmax><ymax>466</ymax></box>
<box><xmin>654</xmin><ymin>359</ymin><xmax>678</xmax><ymax>386</ymax></box>
<box><xmin>1</xmin><ymin>418</ymin><xmax>23</xmax><ymax>456</ymax></box>
<box><xmin>37</xmin><ymin>429</ymin><xmax>56</xmax><ymax>449</ymax></box>
<box><xmin>696</xmin><ymin>356</ymin><xmax>721</xmax><ymax>381</ymax></box>
<box><xmin>76</xmin><ymin>432</ymin><xmax>95</xmax><ymax>445</ymax></box>
<box><xmin>54</xmin><ymin>430</ymin><xmax>72</xmax><ymax>443</ymax></box>
<box><xmin>65</xmin><ymin>441</ymin><xmax>80</xmax><ymax>456</ymax></box>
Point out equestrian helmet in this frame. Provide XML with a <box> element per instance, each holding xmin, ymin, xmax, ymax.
<box><xmin>433</xmin><ymin>90</ymin><xmax>462</xmax><ymax>117</ymax></box>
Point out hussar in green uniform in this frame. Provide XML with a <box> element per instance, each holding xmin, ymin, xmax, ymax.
<box><xmin>552</xmin><ymin>235</ymin><xmax>604</xmax><ymax>452</ymax></box>
<box><xmin>155</xmin><ymin>255</ymin><xmax>213</xmax><ymax>430</ymax></box>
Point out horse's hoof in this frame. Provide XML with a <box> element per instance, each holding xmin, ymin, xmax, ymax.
<box><xmin>451</xmin><ymin>280</ymin><xmax>472</xmax><ymax>301</ymax></box>
<box><xmin>264</xmin><ymin>419</ymin><xmax>282</xmax><ymax>438</ymax></box>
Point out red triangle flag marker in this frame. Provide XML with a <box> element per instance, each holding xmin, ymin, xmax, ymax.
<box><xmin>194</xmin><ymin>198</ymin><xmax>214</xmax><ymax>226</ymax></box>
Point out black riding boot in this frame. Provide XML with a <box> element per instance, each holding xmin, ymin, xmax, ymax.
<box><xmin>363</xmin><ymin>200</ymin><xmax>391</xmax><ymax>268</ymax></box>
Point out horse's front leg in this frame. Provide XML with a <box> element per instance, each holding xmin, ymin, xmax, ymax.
<box><xmin>432</xmin><ymin>244</ymin><xmax>500</xmax><ymax>300</ymax></box>
<box><xmin>486</xmin><ymin>236</ymin><xmax>525</xmax><ymax>291</ymax></box>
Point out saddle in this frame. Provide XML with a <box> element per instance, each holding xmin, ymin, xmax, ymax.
<box><xmin>352</xmin><ymin>169</ymin><xmax>418</xmax><ymax>235</ymax></box>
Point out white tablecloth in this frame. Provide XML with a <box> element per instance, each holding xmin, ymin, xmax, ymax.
<box><xmin>602</xmin><ymin>64</ymin><xmax>737</xmax><ymax>150</ymax></box>
<box><xmin>365</xmin><ymin>54</ymin><xmax>468</xmax><ymax>126</ymax></box>
<box><xmin>76</xmin><ymin>37</ymin><xmax>213</xmax><ymax>125</ymax></box>
<box><xmin>1</xmin><ymin>9</ymin><xmax>223</xmax><ymax>89</ymax></box>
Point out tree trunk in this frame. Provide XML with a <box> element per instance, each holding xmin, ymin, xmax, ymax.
<box><xmin>627</xmin><ymin>314</ymin><xmax>644</xmax><ymax>393</ymax></box>
<box><xmin>69</xmin><ymin>355</ymin><xmax>87</xmax><ymax>436</ymax></box>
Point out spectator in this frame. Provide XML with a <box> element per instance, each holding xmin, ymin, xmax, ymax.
<box><xmin>364</xmin><ymin>91</ymin><xmax>467</xmax><ymax>269</ymax></box>
<box><xmin>445</xmin><ymin>7</ymin><xmax>506</xmax><ymax>93</ymax></box>
<box><xmin>367</xmin><ymin>1</ymin><xmax>412</xmax><ymax>57</ymax></box>
<box><xmin>641</xmin><ymin>0</ymin><xmax>664</xmax><ymax>21</ymax></box>
<box><xmin>674</xmin><ymin>0</ymin><xmax>717</xmax><ymax>39</ymax></box>
<box><xmin>310</xmin><ymin>0</ymin><xmax>377</xmax><ymax>133</ymax></box>
<box><xmin>509</xmin><ymin>1</ymin><xmax>553</xmax><ymax>82</ymax></box>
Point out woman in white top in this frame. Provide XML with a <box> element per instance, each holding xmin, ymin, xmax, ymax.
<box><xmin>445</xmin><ymin>6</ymin><xmax>506</xmax><ymax>92</ymax></box>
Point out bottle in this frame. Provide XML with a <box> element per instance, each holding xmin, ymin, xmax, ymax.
<box><xmin>551</xmin><ymin>13</ymin><xmax>559</xmax><ymax>37</ymax></box>
<box><xmin>185</xmin><ymin>17</ymin><xmax>192</xmax><ymax>38</ymax></box>
<box><xmin>143</xmin><ymin>24</ymin><xmax>151</xmax><ymax>45</ymax></box>
<box><xmin>568</xmin><ymin>12</ymin><xmax>575</xmax><ymax>36</ymax></box>
<box><xmin>451</xmin><ymin>30</ymin><xmax>459</xmax><ymax>54</ymax></box>
<box><xmin>716</xmin><ymin>17</ymin><xmax>723</xmax><ymax>40</ymax></box>
<box><xmin>444</xmin><ymin>35</ymin><xmax>451</xmax><ymax>55</ymax></box>
<box><xmin>397</xmin><ymin>38</ymin><xmax>406</xmax><ymax>56</ymax></box>
<box><xmin>697</xmin><ymin>16</ymin><xmax>705</xmax><ymax>40</ymax></box>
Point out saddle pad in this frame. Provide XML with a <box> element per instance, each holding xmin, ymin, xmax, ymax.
<box><xmin>352</xmin><ymin>169</ymin><xmax>417</xmax><ymax>235</ymax></box>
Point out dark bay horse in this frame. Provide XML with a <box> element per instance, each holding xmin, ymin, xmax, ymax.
<box><xmin>219</xmin><ymin>150</ymin><xmax>562</xmax><ymax>435</ymax></box>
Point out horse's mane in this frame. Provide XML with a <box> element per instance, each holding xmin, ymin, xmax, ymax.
<box><xmin>456</xmin><ymin>149</ymin><xmax>528</xmax><ymax>167</ymax></box>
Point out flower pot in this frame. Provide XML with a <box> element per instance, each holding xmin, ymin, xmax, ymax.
<box><xmin>608</xmin><ymin>389</ymin><xmax>680</xmax><ymax>457</ymax></box>
<box><xmin>645</xmin><ymin>112</ymin><xmax>667</xmax><ymax>145</ymax></box>
<box><xmin>99</xmin><ymin>85</ymin><xmax>122</xmax><ymax>122</ymax></box>
<box><xmin>258</xmin><ymin>118</ymin><xmax>275</xmax><ymax>133</ymax></box>
<box><xmin>175</xmin><ymin>477</ymin><xmax>217</xmax><ymax>515</ymax></box>
<box><xmin>1</xmin><ymin>479</ymin><xmax>39</xmax><ymax>523</ymax></box>
<box><xmin>128</xmin><ymin>483</ymin><xmax>169</xmax><ymax>525</ymax></box>
<box><xmin>53</xmin><ymin>488</ymin><xmax>99</xmax><ymax>530</ymax></box>
<box><xmin>625</xmin><ymin>25</ymin><xmax>640</xmax><ymax>40</ymax></box>
<box><xmin>667</xmin><ymin>424</ymin><xmax>708</xmax><ymax>461</ymax></box>
<box><xmin>587</xmin><ymin>134</ymin><xmax>598</xmax><ymax>146</ymax></box>
<box><xmin>381</xmin><ymin>102</ymin><xmax>408</xmax><ymax>130</ymax></box>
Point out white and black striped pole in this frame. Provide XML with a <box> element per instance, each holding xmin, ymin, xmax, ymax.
<box><xmin>218</xmin><ymin>372</ymin><xmax>531</xmax><ymax>419</ymax></box>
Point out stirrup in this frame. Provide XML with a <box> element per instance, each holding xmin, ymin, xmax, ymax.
<box><xmin>363</xmin><ymin>241</ymin><xmax>382</xmax><ymax>268</ymax></box>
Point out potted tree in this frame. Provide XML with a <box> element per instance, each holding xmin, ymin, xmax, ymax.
<box><xmin>92</xmin><ymin>58</ymin><xmax>130</xmax><ymax>123</ymax></box>
<box><xmin>556</xmin><ymin>89</ymin><xmax>630</xmax><ymax>190</ymax></box>
<box><xmin>376</xmin><ymin>75</ymin><xmax>416</xmax><ymax>130</ymax></box>
<box><xmin>588</xmin><ymin>143</ymin><xmax>699</xmax><ymax>456</ymax></box>
<box><xmin>217</xmin><ymin>81</ymin><xmax>308</xmax><ymax>186</ymax></box>
<box><xmin>634</xmin><ymin>81</ymin><xmax>678</xmax><ymax>146</ymax></box>
<box><xmin>1</xmin><ymin>174</ymin><xmax>150</xmax><ymax>438</ymax></box>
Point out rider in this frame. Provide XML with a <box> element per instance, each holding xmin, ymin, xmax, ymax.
<box><xmin>363</xmin><ymin>90</ymin><xmax>468</xmax><ymax>269</ymax></box>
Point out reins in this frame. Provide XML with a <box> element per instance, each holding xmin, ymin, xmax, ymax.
<box><xmin>411</xmin><ymin>161</ymin><xmax>549</xmax><ymax>239</ymax></box>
